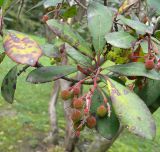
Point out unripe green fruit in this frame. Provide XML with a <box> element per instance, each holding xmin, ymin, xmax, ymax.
<box><xmin>86</xmin><ymin>116</ymin><xmax>96</xmax><ymax>129</ymax></box>
<box><xmin>73</xmin><ymin>98</ymin><xmax>84</xmax><ymax>109</ymax></box>
<box><xmin>71</xmin><ymin>109</ymin><xmax>82</xmax><ymax>123</ymax></box>
<box><xmin>61</xmin><ymin>90</ymin><xmax>71</xmax><ymax>100</ymax></box>
<box><xmin>96</xmin><ymin>105</ymin><xmax>107</xmax><ymax>117</ymax></box>
<box><xmin>145</xmin><ymin>59</ymin><xmax>155</xmax><ymax>70</ymax></box>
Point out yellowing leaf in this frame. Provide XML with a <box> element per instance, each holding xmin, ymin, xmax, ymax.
<box><xmin>3</xmin><ymin>30</ymin><xmax>42</xmax><ymax>66</ymax></box>
<box><xmin>106</xmin><ymin>78</ymin><xmax>156</xmax><ymax>140</ymax></box>
<box><xmin>118</xmin><ymin>0</ymin><xmax>138</xmax><ymax>14</ymax></box>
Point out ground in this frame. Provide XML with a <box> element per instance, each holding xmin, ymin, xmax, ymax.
<box><xmin>0</xmin><ymin>35</ymin><xmax>160</xmax><ymax>152</ymax></box>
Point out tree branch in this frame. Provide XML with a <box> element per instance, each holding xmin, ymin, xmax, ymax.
<box><xmin>74</xmin><ymin>0</ymin><xmax>87</xmax><ymax>10</ymax></box>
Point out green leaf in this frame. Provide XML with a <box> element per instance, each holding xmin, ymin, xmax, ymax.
<box><xmin>106</xmin><ymin>78</ymin><xmax>156</xmax><ymax>139</ymax></box>
<box><xmin>26</xmin><ymin>65</ymin><xmax>77</xmax><ymax>83</ymax></box>
<box><xmin>105</xmin><ymin>31</ymin><xmax>136</xmax><ymax>49</ymax></box>
<box><xmin>87</xmin><ymin>1</ymin><xmax>113</xmax><ymax>54</ymax></box>
<box><xmin>140</xmin><ymin>40</ymin><xmax>148</xmax><ymax>54</ymax></box>
<box><xmin>1</xmin><ymin>65</ymin><xmax>17</xmax><ymax>103</ymax></box>
<box><xmin>46</xmin><ymin>19</ymin><xmax>93</xmax><ymax>57</ymax></box>
<box><xmin>65</xmin><ymin>44</ymin><xmax>92</xmax><ymax>67</ymax></box>
<box><xmin>41</xmin><ymin>43</ymin><xmax>60</xmax><ymax>58</ymax></box>
<box><xmin>155</xmin><ymin>30</ymin><xmax>160</xmax><ymax>40</ymax></box>
<box><xmin>43</xmin><ymin>0</ymin><xmax>62</xmax><ymax>8</ymax></box>
<box><xmin>147</xmin><ymin>0</ymin><xmax>160</xmax><ymax>15</ymax></box>
<box><xmin>118</xmin><ymin>15</ymin><xmax>153</xmax><ymax>35</ymax></box>
<box><xmin>134</xmin><ymin>79</ymin><xmax>160</xmax><ymax>106</ymax></box>
<box><xmin>2</xmin><ymin>0</ymin><xmax>13</xmax><ymax>13</ymax></box>
<box><xmin>91</xmin><ymin>89</ymin><xmax>120</xmax><ymax>139</ymax></box>
<box><xmin>3</xmin><ymin>30</ymin><xmax>42</xmax><ymax>66</ymax></box>
<box><xmin>62</xmin><ymin>5</ymin><xmax>77</xmax><ymax>19</ymax></box>
<box><xmin>0</xmin><ymin>0</ymin><xmax>4</xmax><ymax>6</ymax></box>
<box><xmin>0</xmin><ymin>52</ymin><xmax>5</xmax><ymax>64</ymax></box>
<box><xmin>107</xmin><ymin>62</ymin><xmax>160</xmax><ymax>80</ymax></box>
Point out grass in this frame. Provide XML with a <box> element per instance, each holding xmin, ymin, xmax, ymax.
<box><xmin>0</xmin><ymin>35</ymin><xmax>160</xmax><ymax>152</ymax></box>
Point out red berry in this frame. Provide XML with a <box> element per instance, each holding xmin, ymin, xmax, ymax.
<box><xmin>73</xmin><ymin>98</ymin><xmax>84</xmax><ymax>109</ymax></box>
<box><xmin>71</xmin><ymin>109</ymin><xmax>82</xmax><ymax>123</ymax></box>
<box><xmin>145</xmin><ymin>59</ymin><xmax>155</xmax><ymax>70</ymax></box>
<box><xmin>96</xmin><ymin>105</ymin><xmax>107</xmax><ymax>117</ymax></box>
<box><xmin>86</xmin><ymin>116</ymin><xmax>96</xmax><ymax>129</ymax></box>
<box><xmin>42</xmin><ymin>15</ymin><xmax>48</xmax><ymax>23</ymax></box>
<box><xmin>61</xmin><ymin>90</ymin><xmax>71</xmax><ymax>100</ymax></box>
<box><xmin>73</xmin><ymin>86</ymin><xmax>81</xmax><ymax>95</ymax></box>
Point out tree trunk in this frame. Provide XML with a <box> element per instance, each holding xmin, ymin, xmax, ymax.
<box><xmin>87</xmin><ymin>126</ymin><xmax>123</xmax><ymax>152</ymax></box>
<box><xmin>49</xmin><ymin>80</ymin><xmax>60</xmax><ymax>145</ymax></box>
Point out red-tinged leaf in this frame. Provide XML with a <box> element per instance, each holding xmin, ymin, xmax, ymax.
<box><xmin>3</xmin><ymin>30</ymin><xmax>42</xmax><ymax>66</ymax></box>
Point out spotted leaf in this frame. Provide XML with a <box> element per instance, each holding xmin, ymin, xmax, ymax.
<box><xmin>1</xmin><ymin>65</ymin><xmax>17</xmax><ymax>103</ymax></box>
<box><xmin>106</xmin><ymin>78</ymin><xmax>156</xmax><ymax>140</ymax></box>
<box><xmin>3</xmin><ymin>30</ymin><xmax>42</xmax><ymax>66</ymax></box>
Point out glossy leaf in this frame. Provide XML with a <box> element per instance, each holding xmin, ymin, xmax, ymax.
<box><xmin>107</xmin><ymin>62</ymin><xmax>160</xmax><ymax>80</ymax></box>
<box><xmin>46</xmin><ymin>19</ymin><xmax>93</xmax><ymax>57</ymax></box>
<box><xmin>107</xmin><ymin>78</ymin><xmax>156</xmax><ymax>139</ymax></box>
<box><xmin>91</xmin><ymin>89</ymin><xmax>120</xmax><ymax>139</ymax></box>
<box><xmin>147</xmin><ymin>0</ymin><xmax>160</xmax><ymax>15</ymax></box>
<box><xmin>1</xmin><ymin>65</ymin><xmax>17</xmax><ymax>103</ymax></box>
<box><xmin>0</xmin><ymin>52</ymin><xmax>5</xmax><ymax>64</ymax></box>
<box><xmin>65</xmin><ymin>44</ymin><xmax>92</xmax><ymax>67</ymax></box>
<box><xmin>105</xmin><ymin>31</ymin><xmax>136</xmax><ymax>49</ymax></box>
<box><xmin>135</xmin><ymin>79</ymin><xmax>160</xmax><ymax>106</ymax></box>
<box><xmin>87</xmin><ymin>1</ymin><xmax>113</xmax><ymax>54</ymax></box>
<box><xmin>118</xmin><ymin>15</ymin><xmax>153</xmax><ymax>35</ymax></box>
<box><xmin>3</xmin><ymin>30</ymin><xmax>42</xmax><ymax>66</ymax></box>
<box><xmin>43</xmin><ymin>0</ymin><xmax>61</xmax><ymax>8</ymax></box>
<box><xmin>27</xmin><ymin>65</ymin><xmax>77</xmax><ymax>83</ymax></box>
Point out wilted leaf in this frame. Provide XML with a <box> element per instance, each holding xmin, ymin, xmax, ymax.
<box><xmin>107</xmin><ymin>62</ymin><xmax>160</xmax><ymax>80</ymax></box>
<box><xmin>106</xmin><ymin>78</ymin><xmax>156</xmax><ymax>139</ymax></box>
<box><xmin>91</xmin><ymin>89</ymin><xmax>120</xmax><ymax>139</ymax></box>
<box><xmin>87</xmin><ymin>1</ymin><xmax>113</xmax><ymax>54</ymax></box>
<box><xmin>46</xmin><ymin>19</ymin><xmax>93</xmax><ymax>57</ymax></box>
<box><xmin>27</xmin><ymin>65</ymin><xmax>77</xmax><ymax>83</ymax></box>
<box><xmin>118</xmin><ymin>15</ymin><xmax>153</xmax><ymax>35</ymax></box>
<box><xmin>1</xmin><ymin>65</ymin><xmax>17</xmax><ymax>103</ymax></box>
<box><xmin>65</xmin><ymin>44</ymin><xmax>92</xmax><ymax>67</ymax></box>
<box><xmin>3</xmin><ymin>30</ymin><xmax>42</xmax><ymax>66</ymax></box>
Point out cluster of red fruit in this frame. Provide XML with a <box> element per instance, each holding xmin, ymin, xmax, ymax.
<box><xmin>61</xmin><ymin>86</ymin><xmax>108</xmax><ymax>136</ymax></box>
